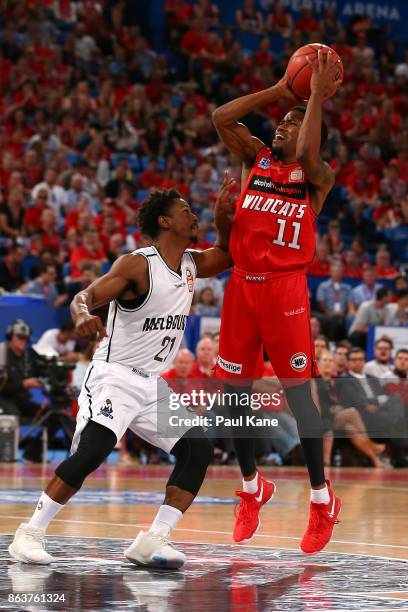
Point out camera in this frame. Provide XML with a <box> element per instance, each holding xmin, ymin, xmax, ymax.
<box><xmin>31</xmin><ymin>351</ymin><xmax>77</xmax><ymax>409</ymax></box>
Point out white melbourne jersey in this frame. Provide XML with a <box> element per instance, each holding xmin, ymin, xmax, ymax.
<box><xmin>93</xmin><ymin>246</ymin><xmax>197</xmax><ymax>375</ymax></box>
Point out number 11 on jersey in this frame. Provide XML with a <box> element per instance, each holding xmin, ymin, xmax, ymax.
<box><xmin>272</xmin><ymin>219</ymin><xmax>301</xmax><ymax>250</ymax></box>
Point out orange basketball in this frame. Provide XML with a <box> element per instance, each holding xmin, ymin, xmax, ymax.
<box><xmin>286</xmin><ymin>43</ymin><xmax>344</xmax><ymax>101</ymax></box>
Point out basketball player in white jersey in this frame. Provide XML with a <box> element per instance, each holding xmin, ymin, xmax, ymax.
<box><xmin>9</xmin><ymin>173</ymin><xmax>235</xmax><ymax>569</ymax></box>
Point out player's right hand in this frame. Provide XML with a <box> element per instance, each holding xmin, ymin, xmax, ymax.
<box><xmin>75</xmin><ymin>313</ymin><xmax>108</xmax><ymax>340</ymax></box>
<box><xmin>275</xmin><ymin>74</ymin><xmax>300</xmax><ymax>101</ymax></box>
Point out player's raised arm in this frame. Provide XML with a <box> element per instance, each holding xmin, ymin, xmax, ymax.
<box><xmin>212</xmin><ymin>77</ymin><xmax>297</xmax><ymax>166</ymax></box>
<box><xmin>188</xmin><ymin>171</ymin><xmax>236</xmax><ymax>278</ymax></box>
<box><xmin>70</xmin><ymin>254</ymin><xmax>148</xmax><ymax>339</ymax></box>
<box><xmin>296</xmin><ymin>49</ymin><xmax>337</xmax><ymax>203</ymax></box>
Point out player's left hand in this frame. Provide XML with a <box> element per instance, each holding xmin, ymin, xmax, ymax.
<box><xmin>215</xmin><ymin>170</ymin><xmax>237</xmax><ymax>215</ymax></box>
<box><xmin>307</xmin><ymin>47</ymin><xmax>342</xmax><ymax>98</ymax></box>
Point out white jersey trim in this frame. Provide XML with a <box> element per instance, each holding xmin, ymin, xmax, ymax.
<box><xmin>114</xmin><ymin>252</ymin><xmax>153</xmax><ymax>313</ymax></box>
<box><xmin>186</xmin><ymin>249</ymin><xmax>198</xmax><ymax>277</ymax></box>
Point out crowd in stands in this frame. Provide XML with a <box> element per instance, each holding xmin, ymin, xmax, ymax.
<box><xmin>0</xmin><ymin>0</ymin><xmax>407</xmax><ymax>466</ymax></box>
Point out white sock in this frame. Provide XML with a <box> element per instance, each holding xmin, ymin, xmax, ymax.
<box><xmin>149</xmin><ymin>505</ymin><xmax>183</xmax><ymax>537</ymax></box>
<box><xmin>243</xmin><ymin>472</ymin><xmax>259</xmax><ymax>494</ymax></box>
<box><xmin>27</xmin><ymin>492</ymin><xmax>64</xmax><ymax>530</ymax></box>
<box><xmin>310</xmin><ymin>484</ymin><xmax>330</xmax><ymax>504</ymax></box>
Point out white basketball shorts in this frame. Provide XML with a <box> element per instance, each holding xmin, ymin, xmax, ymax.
<box><xmin>71</xmin><ymin>359</ymin><xmax>194</xmax><ymax>454</ymax></box>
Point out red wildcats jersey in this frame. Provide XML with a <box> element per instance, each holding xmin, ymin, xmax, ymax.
<box><xmin>230</xmin><ymin>145</ymin><xmax>317</xmax><ymax>274</ymax></box>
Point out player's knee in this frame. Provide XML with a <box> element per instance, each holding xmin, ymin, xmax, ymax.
<box><xmin>55</xmin><ymin>421</ymin><xmax>117</xmax><ymax>489</ymax></box>
<box><xmin>169</xmin><ymin>428</ymin><xmax>213</xmax><ymax>496</ymax></box>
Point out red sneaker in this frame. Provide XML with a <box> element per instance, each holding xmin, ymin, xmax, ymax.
<box><xmin>300</xmin><ymin>480</ymin><xmax>341</xmax><ymax>555</ymax></box>
<box><xmin>233</xmin><ymin>475</ymin><xmax>276</xmax><ymax>544</ymax></box>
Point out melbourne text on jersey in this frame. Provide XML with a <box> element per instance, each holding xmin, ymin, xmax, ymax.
<box><xmin>142</xmin><ymin>314</ymin><xmax>188</xmax><ymax>332</ymax></box>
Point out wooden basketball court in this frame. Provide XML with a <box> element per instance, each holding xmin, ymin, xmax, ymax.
<box><xmin>1</xmin><ymin>463</ymin><xmax>407</xmax><ymax>611</ymax></box>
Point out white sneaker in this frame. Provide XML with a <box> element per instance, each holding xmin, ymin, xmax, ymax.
<box><xmin>8</xmin><ymin>523</ymin><xmax>54</xmax><ymax>564</ymax></box>
<box><xmin>124</xmin><ymin>530</ymin><xmax>186</xmax><ymax>569</ymax></box>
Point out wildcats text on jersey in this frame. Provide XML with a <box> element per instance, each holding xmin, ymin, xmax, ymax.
<box><xmin>241</xmin><ymin>194</ymin><xmax>307</xmax><ymax>218</ymax></box>
<box><xmin>142</xmin><ymin>315</ymin><xmax>188</xmax><ymax>332</ymax></box>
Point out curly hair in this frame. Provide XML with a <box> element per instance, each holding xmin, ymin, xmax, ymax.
<box><xmin>137</xmin><ymin>189</ymin><xmax>181</xmax><ymax>239</ymax></box>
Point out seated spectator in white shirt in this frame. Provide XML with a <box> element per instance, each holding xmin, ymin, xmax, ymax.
<box><xmin>364</xmin><ymin>336</ymin><xmax>394</xmax><ymax>378</ymax></box>
<box><xmin>348</xmin><ymin>287</ymin><xmax>391</xmax><ymax>348</ymax></box>
<box><xmin>384</xmin><ymin>289</ymin><xmax>408</xmax><ymax>326</ymax></box>
<box><xmin>22</xmin><ymin>263</ymin><xmax>68</xmax><ymax>308</ymax></box>
<box><xmin>349</xmin><ymin>267</ymin><xmax>383</xmax><ymax>312</ymax></box>
<box><xmin>33</xmin><ymin>320</ymin><xmax>79</xmax><ymax>362</ymax></box>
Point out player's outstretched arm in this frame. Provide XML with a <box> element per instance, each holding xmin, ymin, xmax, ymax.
<box><xmin>212</xmin><ymin>76</ymin><xmax>297</xmax><ymax>165</ymax></box>
<box><xmin>70</xmin><ymin>254</ymin><xmax>148</xmax><ymax>339</ymax></box>
<box><xmin>296</xmin><ymin>50</ymin><xmax>337</xmax><ymax>212</ymax></box>
<box><xmin>188</xmin><ymin>172</ymin><xmax>236</xmax><ymax>278</ymax></box>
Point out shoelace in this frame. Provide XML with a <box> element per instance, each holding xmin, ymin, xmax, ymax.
<box><xmin>235</xmin><ymin>497</ymin><xmax>257</xmax><ymax>524</ymax></box>
<box><xmin>149</xmin><ymin>532</ymin><xmax>174</xmax><ymax>549</ymax></box>
<box><xmin>24</xmin><ymin>530</ymin><xmax>46</xmax><ymax>549</ymax></box>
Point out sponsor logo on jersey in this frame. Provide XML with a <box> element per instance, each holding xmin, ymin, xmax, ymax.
<box><xmin>284</xmin><ymin>306</ymin><xmax>306</xmax><ymax>317</ymax></box>
<box><xmin>186</xmin><ymin>268</ymin><xmax>194</xmax><ymax>292</ymax></box>
<box><xmin>248</xmin><ymin>175</ymin><xmax>307</xmax><ymax>200</ymax></box>
<box><xmin>290</xmin><ymin>353</ymin><xmax>308</xmax><ymax>372</ymax></box>
<box><xmin>142</xmin><ymin>314</ymin><xmax>188</xmax><ymax>332</ymax></box>
<box><xmin>217</xmin><ymin>355</ymin><xmax>242</xmax><ymax>374</ymax></box>
<box><xmin>257</xmin><ymin>157</ymin><xmax>271</xmax><ymax>170</ymax></box>
<box><xmin>245</xmin><ymin>275</ymin><xmax>266</xmax><ymax>282</ymax></box>
<box><xmin>97</xmin><ymin>399</ymin><xmax>114</xmax><ymax>419</ymax></box>
<box><xmin>289</xmin><ymin>168</ymin><xmax>304</xmax><ymax>182</ymax></box>
<box><xmin>132</xmin><ymin>367</ymin><xmax>149</xmax><ymax>378</ymax></box>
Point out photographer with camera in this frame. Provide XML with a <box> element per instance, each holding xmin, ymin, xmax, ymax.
<box><xmin>0</xmin><ymin>320</ymin><xmax>75</xmax><ymax>461</ymax></box>
<box><xmin>32</xmin><ymin>320</ymin><xmax>79</xmax><ymax>363</ymax></box>
<box><xmin>0</xmin><ymin>320</ymin><xmax>43</xmax><ymax>420</ymax></box>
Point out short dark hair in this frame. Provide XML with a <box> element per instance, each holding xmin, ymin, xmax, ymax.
<box><xmin>396</xmin><ymin>349</ymin><xmax>408</xmax><ymax>357</ymax></box>
<box><xmin>349</xmin><ymin>347</ymin><xmax>365</xmax><ymax>358</ymax></box>
<box><xmin>315</xmin><ymin>334</ymin><xmax>330</xmax><ymax>347</ymax></box>
<box><xmin>138</xmin><ymin>189</ymin><xmax>181</xmax><ymax>239</ymax></box>
<box><xmin>375</xmin><ymin>336</ymin><xmax>393</xmax><ymax>349</ymax></box>
<box><xmin>291</xmin><ymin>105</ymin><xmax>328</xmax><ymax>149</ymax></box>
<box><xmin>375</xmin><ymin>287</ymin><xmax>390</xmax><ymax>301</ymax></box>
<box><xmin>39</xmin><ymin>262</ymin><xmax>56</xmax><ymax>274</ymax></box>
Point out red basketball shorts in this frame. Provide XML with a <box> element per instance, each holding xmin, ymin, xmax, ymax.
<box><xmin>216</xmin><ymin>268</ymin><xmax>317</xmax><ymax>384</ymax></box>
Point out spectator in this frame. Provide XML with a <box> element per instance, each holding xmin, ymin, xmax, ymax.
<box><xmin>364</xmin><ymin>337</ymin><xmax>394</xmax><ymax>378</ymax></box>
<box><xmin>66</xmin><ymin>173</ymin><xmax>90</xmax><ymax>212</ymax></box>
<box><xmin>194</xmin><ymin>275</ymin><xmax>224</xmax><ymax>307</ymax></box>
<box><xmin>348</xmin><ymin>287</ymin><xmax>391</xmax><ymax>348</ymax></box>
<box><xmin>295</xmin><ymin>7</ymin><xmax>319</xmax><ymax>39</ymax></box>
<box><xmin>23</xmin><ymin>188</ymin><xmax>50</xmax><ymax>235</ymax></box>
<box><xmin>336</xmin><ymin>347</ymin><xmax>407</xmax><ymax>466</ymax></box>
<box><xmin>346</xmin><ymin>160</ymin><xmax>379</xmax><ymax>224</ymax></box>
<box><xmin>267</xmin><ymin>2</ymin><xmax>293</xmax><ymax>37</ymax></box>
<box><xmin>334</xmin><ymin>341</ymin><xmax>350</xmax><ymax>376</ymax></box>
<box><xmin>195</xmin><ymin>286</ymin><xmax>220</xmax><ymax>316</ymax></box>
<box><xmin>235</xmin><ymin>0</ymin><xmax>263</xmax><ymax>34</ymax></box>
<box><xmin>316</xmin><ymin>263</ymin><xmax>351</xmax><ymax>341</ymax></box>
<box><xmin>319</xmin><ymin>6</ymin><xmax>343</xmax><ymax>43</ymax></box>
<box><xmin>32</xmin><ymin>168</ymin><xmax>68</xmax><ymax>224</ymax></box>
<box><xmin>310</xmin><ymin>316</ymin><xmax>321</xmax><ymax>339</ymax></box>
<box><xmin>22</xmin><ymin>262</ymin><xmax>68</xmax><ymax>307</ymax></box>
<box><xmin>139</xmin><ymin>158</ymin><xmax>163</xmax><ymax>190</ymax></box>
<box><xmin>314</xmin><ymin>334</ymin><xmax>330</xmax><ymax>361</ymax></box>
<box><xmin>323</xmin><ymin>220</ymin><xmax>343</xmax><ymax>255</ymax></box>
<box><xmin>308</xmin><ymin>241</ymin><xmax>331</xmax><ymax>276</ymax></box>
<box><xmin>70</xmin><ymin>228</ymin><xmax>107</xmax><ymax>280</ymax></box>
<box><xmin>316</xmin><ymin>349</ymin><xmax>385</xmax><ymax>467</ymax></box>
<box><xmin>105</xmin><ymin>160</ymin><xmax>134</xmax><ymax>199</ymax></box>
<box><xmin>37</xmin><ymin>209</ymin><xmax>62</xmax><ymax>256</ymax></box>
<box><xmin>191</xmin><ymin>336</ymin><xmax>216</xmax><ymax>378</ymax></box>
<box><xmin>33</xmin><ymin>320</ymin><xmax>79</xmax><ymax>362</ymax></box>
<box><xmin>0</xmin><ymin>244</ymin><xmax>25</xmax><ymax>292</ymax></box>
<box><xmin>0</xmin><ymin>189</ymin><xmax>25</xmax><ymax>239</ymax></box>
<box><xmin>162</xmin><ymin>348</ymin><xmax>195</xmax><ymax>394</ymax></box>
<box><xmin>374</xmin><ymin>249</ymin><xmax>399</xmax><ymax>280</ymax></box>
<box><xmin>350</xmin><ymin>267</ymin><xmax>383</xmax><ymax>311</ymax></box>
<box><xmin>382</xmin><ymin>349</ymin><xmax>408</xmax><ymax>409</ymax></box>
<box><xmin>342</xmin><ymin>250</ymin><xmax>362</xmax><ymax>279</ymax></box>
<box><xmin>384</xmin><ymin>289</ymin><xmax>408</xmax><ymax>326</ymax></box>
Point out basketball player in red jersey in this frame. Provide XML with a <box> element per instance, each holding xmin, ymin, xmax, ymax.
<box><xmin>212</xmin><ymin>50</ymin><xmax>341</xmax><ymax>554</ymax></box>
